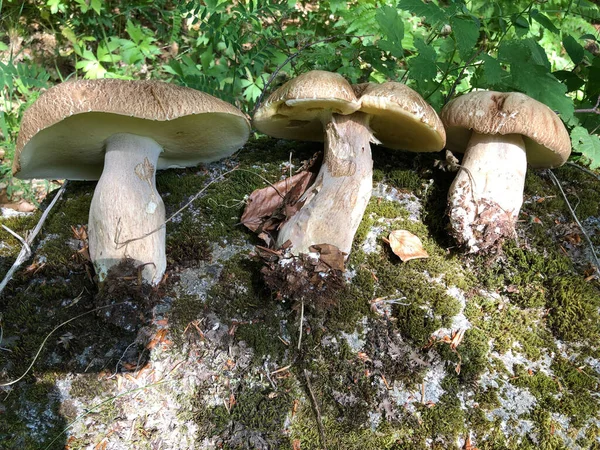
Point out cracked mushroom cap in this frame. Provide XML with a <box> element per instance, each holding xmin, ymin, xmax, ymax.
<box><xmin>13</xmin><ymin>79</ymin><xmax>251</xmax><ymax>180</ymax></box>
<box><xmin>355</xmin><ymin>82</ymin><xmax>446</xmax><ymax>151</ymax></box>
<box><xmin>441</xmin><ymin>91</ymin><xmax>571</xmax><ymax>168</ymax></box>
<box><xmin>252</xmin><ymin>70</ymin><xmax>361</xmax><ymax>141</ymax></box>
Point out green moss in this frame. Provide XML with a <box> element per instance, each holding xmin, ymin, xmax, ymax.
<box><xmin>465</xmin><ymin>295</ymin><xmax>554</xmax><ymax>360</ymax></box>
<box><xmin>195</xmin><ymin>379</ymin><xmax>296</xmax><ymax>447</ymax></box>
<box><xmin>546</xmin><ymin>276</ymin><xmax>600</xmax><ymax>342</ymax></box>
<box><xmin>387</xmin><ymin>168</ymin><xmax>424</xmax><ymax>193</ymax></box>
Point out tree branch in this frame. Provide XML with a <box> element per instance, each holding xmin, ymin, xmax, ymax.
<box><xmin>574</xmin><ymin>95</ymin><xmax>600</xmax><ymax>115</ymax></box>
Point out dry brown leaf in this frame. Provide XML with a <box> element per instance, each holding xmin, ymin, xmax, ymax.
<box><xmin>388</xmin><ymin>230</ymin><xmax>429</xmax><ymax>262</ymax></box>
<box><xmin>241</xmin><ymin>154</ymin><xmax>320</xmax><ymax>244</ymax></box>
<box><xmin>309</xmin><ymin>243</ymin><xmax>346</xmax><ymax>271</ymax></box>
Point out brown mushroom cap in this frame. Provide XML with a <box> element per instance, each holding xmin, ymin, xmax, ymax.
<box><xmin>252</xmin><ymin>70</ymin><xmax>360</xmax><ymax>141</ymax></box>
<box><xmin>441</xmin><ymin>91</ymin><xmax>571</xmax><ymax>168</ymax></box>
<box><xmin>13</xmin><ymin>79</ymin><xmax>251</xmax><ymax>180</ymax></box>
<box><xmin>357</xmin><ymin>82</ymin><xmax>446</xmax><ymax>151</ymax></box>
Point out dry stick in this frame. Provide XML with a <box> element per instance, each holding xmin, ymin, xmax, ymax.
<box><xmin>251</xmin><ymin>34</ymin><xmax>373</xmax><ymax>117</ymax></box>
<box><xmin>303</xmin><ymin>368</ymin><xmax>328</xmax><ymax>450</ymax></box>
<box><xmin>0</xmin><ymin>302</ymin><xmax>126</xmax><ymax>388</ymax></box>
<box><xmin>115</xmin><ymin>167</ymin><xmax>239</xmax><ymax>248</ymax></box>
<box><xmin>547</xmin><ymin>169</ymin><xmax>600</xmax><ymax>274</ymax></box>
<box><xmin>566</xmin><ymin>161</ymin><xmax>600</xmax><ymax>182</ymax></box>
<box><xmin>574</xmin><ymin>95</ymin><xmax>600</xmax><ymax>114</ymax></box>
<box><xmin>0</xmin><ymin>182</ymin><xmax>68</xmax><ymax>295</ymax></box>
<box><xmin>297</xmin><ymin>300</ymin><xmax>304</xmax><ymax>350</ymax></box>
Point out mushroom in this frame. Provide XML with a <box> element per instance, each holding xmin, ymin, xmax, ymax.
<box><xmin>13</xmin><ymin>79</ymin><xmax>250</xmax><ymax>284</ymax></box>
<box><xmin>440</xmin><ymin>90</ymin><xmax>571</xmax><ymax>252</ymax></box>
<box><xmin>253</xmin><ymin>71</ymin><xmax>445</xmax><ymax>256</ymax></box>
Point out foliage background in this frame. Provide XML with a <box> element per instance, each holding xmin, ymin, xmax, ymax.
<box><xmin>1</xmin><ymin>0</ymin><xmax>599</xmax><ymax>193</ymax></box>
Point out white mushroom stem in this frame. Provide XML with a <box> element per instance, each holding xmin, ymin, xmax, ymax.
<box><xmin>88</xmin><ymin>133</ymin><xmax>166</xmax><ymax>285</ymax></box>
<box><xmin>447</xmin><ymin>132</ymin><xmax>527</xmax><ymax>252</ymax></box>
<box><xmin>276</xmin><ymin>112</ymin><xmax>374</xmax><ymax>255</ymax></box>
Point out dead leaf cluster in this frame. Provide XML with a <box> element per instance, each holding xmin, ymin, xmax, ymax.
<box><xmin>256</xmin><ymin>243</ymin><xmax>345</xmax><ymax>311</ymax></box>
<box><xmin>241</xmin><ymin>152</ymin><xmax>320</xmax><ymax>246</ymax></box>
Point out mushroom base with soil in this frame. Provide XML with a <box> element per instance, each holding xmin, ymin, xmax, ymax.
<box><xmin>88</xmin><ymin>133</ymin><xmax>166</xmax><ymax>285</ymax></box>
<box><xmin>276</xmin><ymin>112</ymin><xmax>375</xmax><ymax>256</ymax></box>
<box><xmin>447</xmin><ymin>132</ymin><xmax>527</xmax><ymax>253</ymax></box>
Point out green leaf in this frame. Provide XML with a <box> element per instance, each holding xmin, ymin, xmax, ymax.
<box><xmin>571</xmin><ymin>127</ymin><xmax>600</xmax><ymax>169</ymax></box>
<box><xmin>562</xmin><ymin>34</ymin><xmax>584</xmax><ymax>65</ymax></box>
<box><xmin>408</xmin><ymin>37</ymin><xmax>437</xmax><ymax>81</ymax></box>
<box><xmin>529</xmin><ymin>9</ymin><xmax>559</xmax><ymax>34</ymax></box>
<box><xmin>499</xmin><ymin>39</ymin><xmax>549</xmax><ymax>70</ymax></box>
<box><xmin>376</xmin><ymin>5</ymin><xmax>404</xmax><ymax>58</ymax></box>
<box><xmin>450</xmin><ymin>16</ymin><xmax>480</xmax><ymax>59</ymax></box>
<box><xmin>553</xmin><ymin>70</ymin><xmax>585</xmax><ymax>92</ymax></box>
<box><xmin>511</xmin><ymin>65</ymin><xmax>574</xmax><ymax>120</ymax></box>
<box><xmin>511</xmin><ymin>15</ymin><xmax>529</xmax><ymax>37</ymax></box>
<box><xmin>581</xmin><ymin>34</ymin><xmax>597</xmax><ymax>41</ymax></box>
<box><xmin>480</xmin><ymin>54</ymin><xmax>504</xmax><ymax>86</ymax></box>
<box><xmin>398</xmin><ymin>0</ymin><xmax>446</xmax><ymax>25</ymax></box>
<box><xmin>375</xmin><ymin>5</ymin><xmax>404</xmax><ymax>58</ymax></box>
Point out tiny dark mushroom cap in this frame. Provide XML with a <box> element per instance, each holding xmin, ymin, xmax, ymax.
<box><xmin>252</xmin><ymin>71</ymin><xmax>446</xmax><ymax>256</ymax></box>
<box><xmin>441</xmin><ymin>90</ymin><xmax>571</xmax><ymax>168</ymax></box>
<box><xmin>440</xmin><ymin>90</ymin><xmax>571</xmax><ymax>253</ymax></box>
<box><xmin>14</xmin><ymin>79</ymin><xmax>250</xmax><ymax>285</ymax></box>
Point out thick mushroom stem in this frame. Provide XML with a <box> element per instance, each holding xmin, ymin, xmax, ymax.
<box><xmin>447</xmin><ymin>132</ymin><xmax>527</xmax><ymax>252</ymax></box>
<box><xmin>88</xmin><ymin>133</ymin><xmax>166</xmax><ymax>284</ymax></box>
<box><xmin>276</xmin><ymin>112</ymin><xmax>374</xmax><ymax>255</ymax></box>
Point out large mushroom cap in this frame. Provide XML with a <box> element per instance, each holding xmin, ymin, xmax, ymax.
<box><xmin>441</xmin><ymin>91</ymin><xmax>571</xmax><ymax>168</ymax></box>
<box><xmin>14</xmin><ymin>79</ymin><xmax>251</xmax><ymax>180</ymax></box>
<box><xmin>357</xmin><ymin>82</ymin><xmax>446</xmax><ymax>151</ymax></box>
<box><xmin>253</xmin><ymin>70</ymin><xmax>360</xmax><ymax>141</ymax></box>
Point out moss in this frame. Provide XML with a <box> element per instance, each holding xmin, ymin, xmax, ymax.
<box><xmin>464</xmin><ymin>294</ymin><xmax>555</xmax><ymax>360</ymax></box>
<box><xmin>387</xmin><ymin>168</ymin><xmax>424</xmax><ymax>193</ymax></box>
<box><xmin>546</xmin><ymin>276</ymin><xmax>600</xmax><ymax>343</ymax></box>
<box><xmin>195</xmin><ymin>379</ymin><xmax>296</xmax><ymax>448</ymax></box>
<box><xmin>420</xmin><ymin>392</ymin><xmax>466</xmax><ymax>445</ymax></box>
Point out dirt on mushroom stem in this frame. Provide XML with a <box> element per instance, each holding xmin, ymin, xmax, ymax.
<box><xmin>275</xmin><ymin>112</ymin><xmax>375</xmax><ymax>256</ymax></box>
<box><xmin>88</xmin><ymin>133</ymin><xmax>166</xmax><ymax>285</ymax></box>
<box><xmin>447</xmin><ymin>132</ymin><xmax>527</xmax><ymax>253</ymax></box>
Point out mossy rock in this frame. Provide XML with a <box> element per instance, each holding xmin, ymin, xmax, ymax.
<box><xmin>1</xmin><ymin>138</ymin><xmax>600</xmax><ymax>449</ymax></box>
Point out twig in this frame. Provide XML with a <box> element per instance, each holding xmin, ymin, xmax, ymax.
<box><xmin>444</xmin><ymin>48</ymin><xmax>483</xmax><ymax>105</ymax></box>
<box><xmin>251</xmin><ymin>34</ymin><xmax>372</xmax><ymax>117</ymax></box>
<box><xmin>303</xmin><ymin>369</ymin><xmax>327</xmax><ymax>450</ymax></box>
<box><xmin>565</xmin><ymin>161</ymin><xmax>600</xmax><ymax>182</ymax></box>
<box><xmin>574</xmin><ymin>95</ymin><xmax>600</xmax><ymax>115</ymax></box>
<box><xmin>297</xmin><ymin>300</ymin><xmax>304</xmax><ymax>350</ymax></box>
<box><xmin>116</xmin><ymin>167</ymin><xmax>238</xmax><ymax>248</ymax></box>
<box><xmin>0</xmin><ymin>182</ymin><xmax>68</xmax><ymax>295</ymax></box>
<box><xmin>0</xmin><ymin>302</ymin><xmax>126</xmax><ymax>388</ymax></box>
<box><xmin>547</xmin><ymin>169</ymin><xmax>600</xmax><ymax>274</ymax></box>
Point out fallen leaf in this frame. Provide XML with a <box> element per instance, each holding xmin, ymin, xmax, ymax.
<box><xmin>309</xmin><ymin>243</ymin><xmax>346</xmax><ymax>271</ymax></box>
<box><xmin>241</xmin><ymin>153</ymin><xmax>320</xmax><ymax>242</ymax></box>
<box><xmin>387</xmin><ymin>230</ymin><xmax>429</xmax><ymax>262</ymax></box>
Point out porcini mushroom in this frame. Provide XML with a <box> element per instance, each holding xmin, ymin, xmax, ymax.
<box><xmin>14</xmin><ymin>79</ymin><xmax>250</xmax><ymax>284</ymax></box>
<box><xmin>253</xmin><ymin>71</ymin><xmax>445</xmax><ymax>256</ymax></box>
<box><xmin>441</xmin><ymin>90</ymin><xmax>571</xmax><ymax>252</ymax></box>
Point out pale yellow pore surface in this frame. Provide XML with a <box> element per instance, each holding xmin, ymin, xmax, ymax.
<box><xmin>253</xmin><ymin>70</ymin><xmax>360</xmax><ymax>141</ymax></box>
<box><xmin>441</xmin><ymin>90</ymin><xmax>571</xmax><ymax>168</ymax></box>
<box><xmin>358</xmin><ymin>82</ymin><xmax>446</xmax><ymax>152</ymax></box>
<box><xmin>14</xmin><ymin>79</ymin><xmax>250</xmax><ymax>180</ymax></box>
